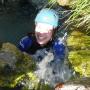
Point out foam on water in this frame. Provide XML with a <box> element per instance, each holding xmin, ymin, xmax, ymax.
<box><xmin>34</xmin><ymin>50</ymin><xmax>72</xmax><ymax>87</ymax></box>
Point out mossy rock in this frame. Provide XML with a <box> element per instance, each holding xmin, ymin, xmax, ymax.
<box><xmin>68</xmin><ymin>50</ymin><xmax>90</xmax><ymax>77</ymax></box>
<box><xmin>0</xmin><ymin>43</ymin><xmax>36</xmax><ymax>88</ymax></box>
<box><xmin>15</xmin><ymin>52</ymin><xmax>36</xmax><ymax>73</ymax></box>
<box><xmin>67</xmin><ymin>31</ymin><xmax>90</xmax><ymax>50</ymax></box>
<box><xmin>56</xmin><ymin>0</ymin><xmax>71</xmax><ymax>6</ymax></box>
<box><xmin>70</xmin><ymin>31</ymin><xmax>84</xmax><ymax>36</ymax></box>
<box><xmin>1</xmin><ymin>43</ymin><xmax>23</xmax><ymax>60</ymax></box>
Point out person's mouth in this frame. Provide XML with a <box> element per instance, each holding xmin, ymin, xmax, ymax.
<box><xmin>38</xmin><ymin>36</ymin><xmax>45</xmax><ymax>40</ymax></box>
<box><xmin>37</xmin><ymin>34</ymin><xmax>46</xmax><ymax>40</ymax></box>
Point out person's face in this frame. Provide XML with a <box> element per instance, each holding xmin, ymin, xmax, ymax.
<box><xmin>35</xmin><ymin>23</ymin><xmax>54</xmax><ymax>46</ymax></box>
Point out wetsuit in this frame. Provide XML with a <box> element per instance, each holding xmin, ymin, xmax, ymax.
<box><xmin>19</xmin><ymin>34</ymin><xmax>65</xmax><ymax>62</ymax></box>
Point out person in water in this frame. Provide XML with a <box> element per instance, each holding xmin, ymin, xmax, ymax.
<box><xmin>18</xmin><ymin>8</ymin><xmax>71</xmax><ymax>89</ymax></box>
<box><xmin>19</xmin><ymin>8</ymin><xmax>65</xmax><ymax>56</ymax></box>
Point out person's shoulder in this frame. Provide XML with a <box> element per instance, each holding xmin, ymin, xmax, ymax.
<box><xmin>18</xmin><ymin>33</ymin><xmax>36</xmax><ymax>51</ymax></box>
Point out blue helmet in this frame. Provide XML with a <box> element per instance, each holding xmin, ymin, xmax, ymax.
<box><xmin>35</xmin><ymin>8</ymin><xmax>59</xmax><ymax>28</ymax></box>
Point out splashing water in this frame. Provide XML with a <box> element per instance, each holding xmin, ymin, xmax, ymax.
<box><xmin>34</xmin><ymin>47</ymin><xmax>72</xmax><ymax>87</ymax></box>
<box><xmin>35</xmin><ymin>52</ymin><xmax>54</xmax><ymax>80</ymax></box>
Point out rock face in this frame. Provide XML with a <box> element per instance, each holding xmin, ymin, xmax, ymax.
<box><xmin>56</xmin><ymin>0</ymin><xmax>71</xmax><ymax>6</ymax></box>
<box><xmin>66</xmin><ymin>31</ymin><xmax>90</xmax><ymax>89</ymax></box>
<box><xmin>0</xmin><ymin>43</ymin><xmax>36</xmax><ymax>88</ymax></box>
<box><xmin>67</xmin><ymin>31</ymin><xmax>90</xmax><ymax>77</ymax></box>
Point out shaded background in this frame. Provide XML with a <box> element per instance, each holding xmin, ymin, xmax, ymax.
<box><xmin>0</xmin><ymin>0</ymin><xmax>38</xmax><ymax>45</ymax></box>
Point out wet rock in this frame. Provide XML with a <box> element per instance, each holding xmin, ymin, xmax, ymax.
<box><xmin>0</xmin><ymin>51</ymin><xmax>17</xmax><ymax>69</ymax></box>
<box><xmin>1</xmin><ymin>42</ymin><xmax>23</xmax><ymax>60</ymax></box>
<box><xmin>0</xmin><ymin>42</ymin><xmax>36</xmax><ymax>88</ymax></box>
<box><xmin>56</xmin><ymin>0</ymin><xmax>71</xmax><ymax>6</ymax></box>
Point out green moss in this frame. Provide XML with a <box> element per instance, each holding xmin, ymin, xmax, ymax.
<box><xmin>15</xmin><ymin>52</ymin><xmax>36</xmax><ymax>73</ymax></box>
<box><xmin>67</xmin><ymin>30</ymin><xmax>90</xmax><ymax>77</ymax></box>
<box><xmin>67</xmin><ymin>31</ymin><xmax>90</xmax><ymax>50</ymax></box>
<box><xmin>1</xmin><ymin>43</ymin><xmax>23</xmax><ymax>60</ymax></box>
<box><xmin>68</xmin><ymin>50</ymin><xmax>90</xmax><ymax>77</ymax></box>
<box><xmin>0</xmin><ymin>43</ymin><xmax>36</xmax><ymax>88</ymax></box>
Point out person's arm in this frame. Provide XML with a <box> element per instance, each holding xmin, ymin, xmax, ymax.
<box><xmin>53</xmin><ymin>32</ymin><xmax>67</xmax><ymax>61</ymax></box>
<box><xmin>18</xmin><ymin>36</ymin><xmax>32</xmax><ymax>52</ymax></box>
<box><xmin>53</xmin><ymin>38</ymin><xmax>65</xmax><ymax>61</ymax></box>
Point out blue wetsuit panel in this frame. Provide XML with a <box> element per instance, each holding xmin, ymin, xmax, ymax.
<box><xmin>53</xmin><ymin>39</ymin><xmax>65</xmax><ymax>61</ymax></box>
<box><xmin>19</xmin><ymin>36</ymin><xmax>32</xmax><ymax>51</ymax></box>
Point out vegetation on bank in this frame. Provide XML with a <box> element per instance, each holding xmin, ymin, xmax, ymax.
<box><xmin>49</xmin><ymin>0</ymin><xmax>90</xmax><ymax>34</ymax></box>
<box><xmin>66</xmin><ymin>0</ymin><xmax>90</xmax><ymax>35</ymax></box>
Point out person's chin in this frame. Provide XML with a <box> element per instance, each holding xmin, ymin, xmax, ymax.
<box><xmin>37</xmin><ymin>40</ymin><xmax>47</xmax><ymax>46</ymax></box>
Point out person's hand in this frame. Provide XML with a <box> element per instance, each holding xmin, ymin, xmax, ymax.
<box><xmin>55</xmin><ymin>83</ymin><xmax>64</xmax><ymax>90</ymax></box>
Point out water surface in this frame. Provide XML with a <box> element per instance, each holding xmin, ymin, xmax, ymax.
<box><xmin>0</xmin><ymin>3</ymin><xmax>37</xmax><ymax>45</ymax></box>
